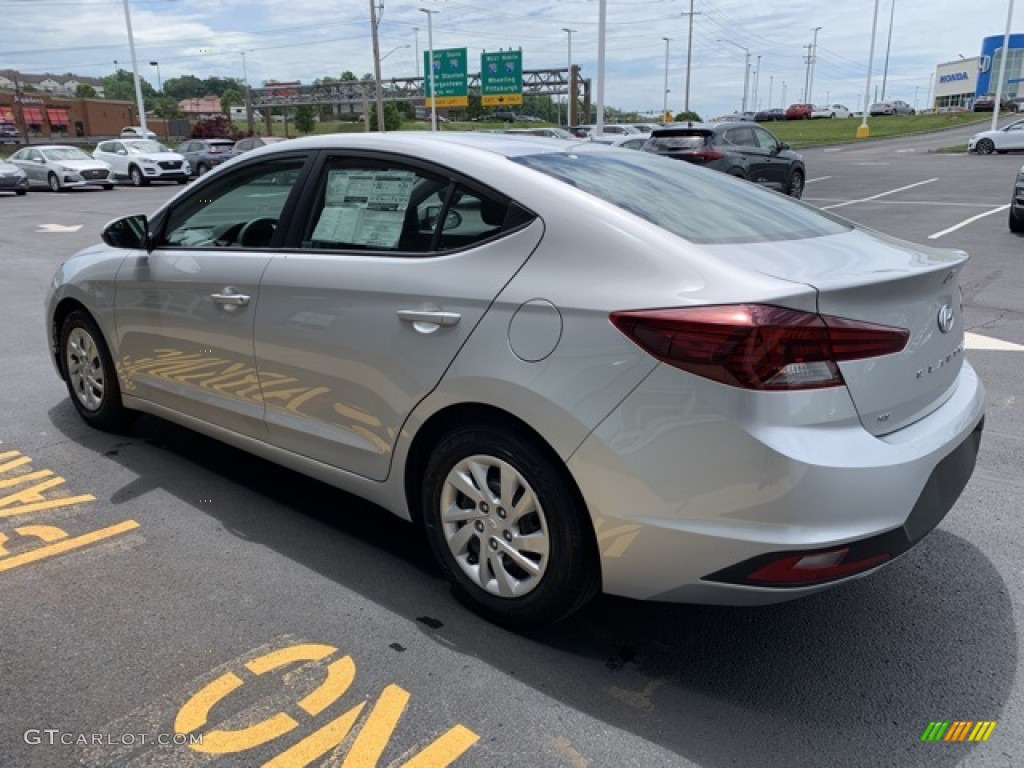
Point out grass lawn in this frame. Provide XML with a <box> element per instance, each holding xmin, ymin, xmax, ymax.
<box><xmin>764</xmin><ymin>113</ymin><xmax>991</xmax><ymax>147</ymax></box>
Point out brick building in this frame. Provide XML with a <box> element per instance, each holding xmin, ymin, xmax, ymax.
<box><xmin>0</xmin><ymin>89</ymin><xmax>136</xmax><ymax>140</ymax></box>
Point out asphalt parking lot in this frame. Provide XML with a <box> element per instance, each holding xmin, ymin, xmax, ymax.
<box><xmin>1</xmin><ymin>132</ymin><xmax>1022</xmax><ymax>768</ymax></box>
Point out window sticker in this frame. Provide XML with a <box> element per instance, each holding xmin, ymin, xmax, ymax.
<box><xmin>313</xmin><ymin>169</ymin><xmax>416</xmax><ymax>249</ymax></box>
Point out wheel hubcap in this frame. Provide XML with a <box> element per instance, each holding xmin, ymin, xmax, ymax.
<box><xmin>440</xmin><ymin>455</ymin><xmax>550</xmax><ymax>598</ymax></box>
<box><xmin>66</xmin><ymin>328</ymin><xmax>105</xmax><ymax>411</ymax></box>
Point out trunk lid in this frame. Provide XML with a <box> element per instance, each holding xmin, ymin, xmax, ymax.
<box><xmin>707</xmin><ymin>228</ymin><xmax>968</xmax><ymax>436</ymax></box>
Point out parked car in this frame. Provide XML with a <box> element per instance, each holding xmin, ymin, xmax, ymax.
<box><xmin>8</xmin><ymin>145</ymin><xmax>114</xmax><ymax>191</ymax></box>
<box><xmin>45</xmin><ymin>132</ymin><xmax>985</xmax><ymax>627</ymax></box>
<box><xmin>230</xmin><ymin>136</ymin><xmax>291</xmax><ymax>157</ymax></box>
<box><xmin>500</xmin><ymin>128</ymin><xmax>575</xmax><ymax>139</ymax></box>
<box><xmin>645</xmin><ymin>121</ymin><xmax>805</xmax><ymax>198</ymax></box>
<box><xmin>630</xmin><ymin>123</ymin><xmax>661</xmax><ymax>132</ymax></box>
<box><xmin>967</xmin><ymin>118</ymin><xmax>1024</xmax><ymax>154</ymax></box>
<box><xmin>491</xmin><ymin>110</ymin><xmax>518</xmax><ymax>122</ymax></box>
<box><xmin>754</xmin><ymin>108</ymin><xmax>786</xmax><ymax>122</ymax></box>
<box><xmin>972</xmin><ymin>93</ymin><xmax>1013</xmax><ymax>112</ymax></box>
<box><xmin>0</xmin><ymin>157</ymin><xmax>28</xmax><ymax>195</ymax></box>
<box><xmin>0</xmin><ymin>123</ymin><xmax>20</xmax><ymax>144</ymax></box>
<box><xmin>178</xmin><ymin>138</ymin><xmax>236</xmax><ymax>176</ymax></box>
<box><xmin>588</xmin><ymin>134</ymin><xmax>650</xmax><ymax>150</ymax></box>
<box><xmin>93</xmin><ymin>139</ymin><xmax>189</xmax><ymax>186</ymax></box>
<box><xmin>120</xmin><ymin>126</ymin><xmax>158</xmax><ymax>139</ymax></box>
<box><xmin>812</xmin><ymin>104</ymin><xmax>851</xmax><ymax>119</ymax></box>
<box><xmin>571</xmin><ymin>124</ymin><xmax>645</xmax><ymax>137</ymax></box>
<box><xmin>785</xmin><ymin>103</ymin><xmax>815</xmax><ymax>120</ymax></box>
<box><xmin>869</xmin><ymin>100</ymin><xmax>915</xmax><ymax>116</ymax></box>
<box><xmin>1009</xmin><ymin>163</ymin><xmax>1024</xmax><ymax>232</ymax></box>
<box><xmin>514</xmin><ymin>115</ymin><xmax>544</xmax><ymax>123</ymax></box>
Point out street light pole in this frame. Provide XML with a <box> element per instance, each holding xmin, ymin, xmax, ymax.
<box><xmin>662</xmin><ymin>37</ymin><xmax>671</xmax><ymax>119</ymax></box>
<box><xmin>420</xmin><ymin>7</ymin><xmax>438</xmax><ymax>132</ymax></box>
<box><xmin>718</xmin><ymin>39</ymin><xmax>751</xmax><ymax>112</ymax></box>
<box><xmin>881</xmin><ymin>1</ymin><xmax>895</xmax><ymax>100</ymax></box>
<box><xmin>240</xmin><ymin>51</ymin><xmax>254</xmax><ymax>134</ymax></box>
<box><xmin>752</xmin><ymin>54</ymin><xmax>761</xmax><ymax>111</ymax></box>
<box><xmin>858</xmin><ymin>0</ymin><xmax>882</xmax><ymax>137</ymax></box>
<box><xmin>809</xmin><ymin>26</ymin><xmax>822</xmax><ymax>103</ymax></box>
<box><xmin>120</xmin><ymin>0</ymin><xmax>147</xmax><ymax>132</ymax></box>
<box><xmin>149</xmin><ymin>61</ymin><xmax>161</xmax><ymax>92</ymax></box>
<box><xmin>369</xmin><ymin>0</ymin><xmax>385</xmax><ymax>131</ymax></box>
<box><xmin>682</xmin><ymin>0</ymin><xmax>699</xmax><ymax>112</ymax></box>
<box><xmin>992</xmin><ymin>0</ymin><xmax>1016</xmax><ymax>131</ymax></box>
<box><xmin>563</xmin><ymin>28</ymin><xmax>576</xmax><ymax>127</ymax></box>
<box><xmin>597</xmin><ymin>0</ymin><xmax>607</xmax><ymax>133</ymax></box>
<box><xmin>413</xmin><ymin>27</ymin><xmax>420</xmax><ymax>78</ymax></box>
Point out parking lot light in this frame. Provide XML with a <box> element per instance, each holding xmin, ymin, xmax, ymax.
<box><xmin>858</xmin><ymin>0</ymin><xmax>882</xmax><ymax>138</ymax></box>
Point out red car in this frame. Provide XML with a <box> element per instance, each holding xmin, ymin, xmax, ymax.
<box><xmin>785</xmin><ymin>103</ymin><xmax>814</xmax><ymax>120</ymax></box>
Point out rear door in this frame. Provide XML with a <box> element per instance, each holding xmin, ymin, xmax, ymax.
<box><xmin>253</xmin><ymin>153</ymin><xmax>542</xmax><ymax>480</ymax></box>
<box><xmin>723</xmin><ymin>125</ymin><xmax>773</xmax><ymax>185</ymax></box>
<box><xmin>751</xmin><ymin>125</ymin><xmax>789</xmax><ymax>189</ymax></box>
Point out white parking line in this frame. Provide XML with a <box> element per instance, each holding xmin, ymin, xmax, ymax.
<box><xmin>927</xmin><ymin>205</ymin><xmax>1010</xmax><ymax>239</ymax></box>
<box><xmin>966</xmin><ymin>332</ymin><xmax>1024</xmax><ymax>351</ymax></box>
<box><xmin>823</xmin><ymin>178</ymin><xmax>939</xmax><ymax>210</ymax></box>
<box><xmin>805</xmin><ymin>176</ymin><xmax>833</xmax><ymax>184</ymax></box>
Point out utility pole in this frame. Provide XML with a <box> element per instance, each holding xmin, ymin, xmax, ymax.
<box><xmin>809</xmin><ymin>27</ymin><xmax>822</xmax><ymax>103</ymax></box>
<box><xmin>563</xmin><ymin>28</ymin><xmax>577</xmax><ymax>126</ymax></box>
<box><xmin>881</xmin><ymin>0</ymin><xmax>895</xmax><ymax>100</ymax></box>
<box><xmin>369</xmin><ymin>0</ymin><xmax>385</xmax><ymax>131</ymax></box>
<box><xmin>803</xmin><ymin>44</ymin><xmax>813</xmax><ymax>102</ymax></box>
<box><xmin>597</xmin><ymin>0</ymin><xmax>607</xmax><ymax>133</ymax></box>
<box><xmin>926</xmin><ymin>71</ymin><xmax>934</xmax><ymax>111</ymax></box>
<box><xmin>662</xmin><ymin>37</ymin><xmax>671</xmax><ymax>119</ymax></box>
<box><xmin>781</xmin><ymin>81</ymin><xmax>787</xmax><ymax>109</ymax></box>
<box><xmin>682</xmin><ymin>0</ymin><xmax>700</xmax><ymax>112</ymax></box>
<box><xmin>752</xmin><ymin>54</ymin><xmax>761</xmax><ymax>111</ymax></box>
<box><xmin>769</xmin><ymin>75</ymin><xmax>774</xmax><ymax>109</ymax></box>
<box><xmin>413</xmin><ymin>27</ymin><xmax>420</xmax><ymax>78</ymax></box>
<box><xmin>241</xmin><ymin>51</ymin><xmax>254</xmax><ymax>135</ymax></box>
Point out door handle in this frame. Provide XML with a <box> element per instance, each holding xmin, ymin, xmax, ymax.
<box><xmin>211</xmin><ymin>291</ymin><xmax>251</xmax><ymax>307</ymax></box>
<box><xmin>397</xmin><ymin>309</ymin><xmax>461</xmax><ymax>327</ymax></box>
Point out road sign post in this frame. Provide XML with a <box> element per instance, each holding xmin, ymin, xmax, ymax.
<box><xmin>423</xmin><ymin>48</ymin><xmax>468</xmax><ymax>108</ymax></box>
<box><xmin>481</xmin><ymin>50</ymin><xmax>523</xmax><ymax>107</ymax></box>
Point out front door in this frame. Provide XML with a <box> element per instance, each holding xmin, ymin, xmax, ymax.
<box><xmin>114</xmin><ymin>154</ymin><xmax>310</xmax><ymax>438</ymax></box>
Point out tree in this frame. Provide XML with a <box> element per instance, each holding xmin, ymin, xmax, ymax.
<box><xmin>368</xmin><ymin>102</ymin><xmax>401</xmax><ymax>131</ymax></box>
<box><xmin>75</xmin><ymin>83</ymin><xmax>97</xmax><ymax>98</ymax></box>
<box><xmin>162</xmin><ymin>74</ymin><xmax>205</xmax><ymax>100</ymax></box>
<box><xmin>220</xmin><ymin>87</ymin><xmax>243</xmax><ymax>116</ymax></box>
<box><xmin>673</xmin><ymin>110</ymin><xmax>702</xmax><ymax>122</ymax></box>
<box><xmin>202</xmin><ymin>76</ymin><xmax>242</xmax><ymax>97</ymax></box>
<box><xmin>102</xmin><ymin>69</ymin><xmax>156</xmax><ymax>102</ymax></box>
<box><xmin>293</xmin><ymin>105</ymin><xmax>316</xmax><ymax>134</ymax></box>
<box><xmin>152</xmin><ymin>97</ymin><xmax>182</xmax><ymax>119</ymax></box>
<box><xmin>189</xmin><ymin>115</ymin><xmax>241</xmax><ymax>139</ymax></box>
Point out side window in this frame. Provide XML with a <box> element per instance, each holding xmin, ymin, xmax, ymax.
<box><xmin>159</xmin><ymin>158</ymin><xmax>306</xmax><ymax>249</ymax></box>
<box><xmin>28</xmin><ymin>150</ymin><xmax>42</xmax><ymax>162</ymax></box>
<box><xmin>301</xmin><ymin>159</ymin><xmax>510</xmax><ymax>254</ymax></box>
<box><xmin>181</xmin><ymin>142</ymin><xmax>195</xmax><ymax>153</ymax></box>
<box><xmin>752</xmin><ymin>127</ymin><xmax>778</xmax><ymax>149</ymax></box>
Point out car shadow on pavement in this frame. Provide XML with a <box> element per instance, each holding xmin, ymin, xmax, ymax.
<box><xmin>50</xmin><ymin>405</ymin><xmax>1016</xmax><ymax>768</ymax></box>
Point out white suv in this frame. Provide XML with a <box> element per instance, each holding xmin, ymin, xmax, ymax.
<box><xmin>120</xmin><ymin>126</ymin><xmax>157</xmax><ymax>139</ymax></box>
<box><xmin>93</xmin><ymin>139</ymin><xmax>190</xmax><ymax>186</ymax></box>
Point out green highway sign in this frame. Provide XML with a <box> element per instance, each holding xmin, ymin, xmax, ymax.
<box><xmin>480</xmin><ymin>50</ymin><xmax>523</xmax><ymax>106</ymax></box>
<box><xmin>423</xmin><ymin>47</ymin><xmax>468</xmax><ymax>107</ymax></box>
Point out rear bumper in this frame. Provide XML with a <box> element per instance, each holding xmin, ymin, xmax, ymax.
<box><xmin>567</xmin><ymin>361</ymin><xmax>985</xmax><ymax>603</ymax></box>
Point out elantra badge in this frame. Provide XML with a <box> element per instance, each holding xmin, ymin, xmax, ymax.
<box><xmin>937</xmin><ymin>304</ymin><xmax>955</xmax><ymax>334</ymax></box>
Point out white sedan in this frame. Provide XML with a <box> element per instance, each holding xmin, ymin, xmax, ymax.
<box><xmin>968</xmin><ymin>119</ymin><xmax>1024</xmax><ymax>154</ymax></box>
<box><xmin>812</xmin><ymin>104</ymin><xmax>851</xmax><ymax>119</ymax></box>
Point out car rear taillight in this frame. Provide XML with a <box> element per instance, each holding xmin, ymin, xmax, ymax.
<box><xmin>682</xmin><ymin>149</ymin><xmax>724</xmax><ymax>161</ymax></box>
<box><xmin>745</xmin><ymin>548</ymin><xmax>892</xmax><ymax>585</ymax></box>
<box><xmin>609</xmin><ymin>304</ymin><xmax>909</xmax><ymax>390</ymax></box>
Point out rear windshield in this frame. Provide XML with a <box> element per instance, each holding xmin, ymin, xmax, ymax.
<box><xmin>513</xmin><ymin>150</ymin><xmax>850</xmax><ymax>244</ymax></box>
<box><xmin>647</xmin><ymin>133</ymin><xmax>709</xmax><ymax>150</ymax></box>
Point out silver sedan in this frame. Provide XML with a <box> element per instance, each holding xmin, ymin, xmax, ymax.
<box><xmin>9</xmin><ymin>145</ymin><xmax>114</xmax><ymax>191</ymax></box>
<box><xmin>45</xmin><ymin>133</ymin><xmax>985</xmax><ymax>626</ymax></box>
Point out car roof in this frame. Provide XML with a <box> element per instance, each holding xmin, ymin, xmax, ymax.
<box><xmin>241</xmin><ymin>131</ymin><xmax>594</xmax><ymax>159</ymax></box>
<box><xmin>30</xmin><ymin>144</ymin><xmax>85</xmax><ymax>151</ymax></box>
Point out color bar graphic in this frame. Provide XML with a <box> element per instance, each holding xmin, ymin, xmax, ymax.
<box><xmin>921</xmin><ymin>720</ymin><xmax>996</xmax><ymax>742</ymax></box>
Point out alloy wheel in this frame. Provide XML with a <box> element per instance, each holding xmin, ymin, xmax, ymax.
<box><xmin>65</xmin><ymin>326</ymin><xmax>105</xmax><ymax>412</ymax></box>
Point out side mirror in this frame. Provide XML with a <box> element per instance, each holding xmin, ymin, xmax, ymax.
<box><xmin>102</xmin><ymin>214</ymin><xmax>152</xmax><ymax>251</ymax></box>
<box><xmin>420</xmin><ymin>205</ymin><xmax>462</xmax><ymax>231</ymax></box>
<box><xmin>778</xmin><ymin>142</ymin><xmax>790</xmax><ymax>151</ymax></box>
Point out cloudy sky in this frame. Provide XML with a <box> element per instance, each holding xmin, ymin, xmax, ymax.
<box><xmin>1</xmin><ymin>0</ymin><xmax>1013</xmax><ymax>118</ymax></box>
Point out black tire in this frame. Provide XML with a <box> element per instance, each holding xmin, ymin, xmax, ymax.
<box><xmin>1010</xmin><ymin>208</ymin><xmax>1024</xmax><ymax>233</ymax></box>
<box><xmin>976</xmin><ymin>139</ymin><xmax>995</xmax><ymax>155</ymax></box>
<box><xmin>421</xmin><ymin>426</ymin><xmax>599</xmax><ymax>627</ymax></box>
<box><xmin>59</xmin><ymin>310</ymin><xmax>134</xmax><ymax>431</ymax></box>
<box><xmin>787</xmin><ymin>168</ymin><xmax>805</xmax><ymax>199</ymax></box>
<box><xmin>197</xmin><ymin>163</ymin><xmax>209</xmax><ymax>175</ymax></box>
<box><xmin>177</xmin><ymin>178</ymin><xmax>189</xmax><ymax>185</ymax></box>
<box><xmin>48</xmin><ymin>172</ymin><xmax>62</xmax><ymax>192</ymax></box>
<box><xmin>102</xmin><ymin>184</ymin><xmax>114</xmax><ymax>191</ymax></box>
<box><xmin>129</xmin><ymin>165</ymin><xmax>147</xmax><ymax>187</ymax></box>
<box><xmin>728</xmin><ymin>169</ymin><xmax>747</xmax><ymax>179</ymax></box>
<box><xmin>15</xmin><ymin>189</ymin><xmax>26</xmax><ymax>196</ymax></box>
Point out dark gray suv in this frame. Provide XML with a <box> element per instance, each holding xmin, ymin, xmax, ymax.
<box><xmin>177</xmin><ymin>138</ymin><xmax>235</xmax><ymax>176</ymax></box>
<box><xmin>644</xmin><ymin>122</ymin><xmax>806</xmax><ymax>198</ymax></box>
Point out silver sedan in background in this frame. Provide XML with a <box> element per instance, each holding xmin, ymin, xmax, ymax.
<box><xmin>45</xmin><ymin>133</ymin><xmax>985</xmax><ymax>627</ymax></box>
<box><xmin>8</xmin><ymin>145</ymin><xmax>114</xmax><ymax>191</ymax></box>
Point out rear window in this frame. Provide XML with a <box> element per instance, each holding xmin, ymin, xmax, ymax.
<box><xmin>513</xmin><ymin>150</ymin><xmax>850</xmax><ymax>245</ymax></box>
<box><xmin>647</xmin><ymin>132</ymin><xmax>709</xmax><ymax>151</ymax></box>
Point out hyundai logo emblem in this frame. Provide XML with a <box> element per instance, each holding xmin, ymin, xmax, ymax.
<box><xmin>937</xmin><ymin>304</ymin><xmax>955</xmax><ymax>334</ymax></box>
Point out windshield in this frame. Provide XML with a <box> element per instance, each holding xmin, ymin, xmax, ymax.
<box><xmin>42</xmin><ymin>147</ymin><xmax>91</xmax><ymax>161</ymax></box>
<box><xmin>514</xmin><ymin>150</ymin><xmax>850</xmax><ymax>245</ymax></box>
<box><xmin>126</xmin><ymin>141</ymin><xmax>168</xmax><ymax>154</ymax></box>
